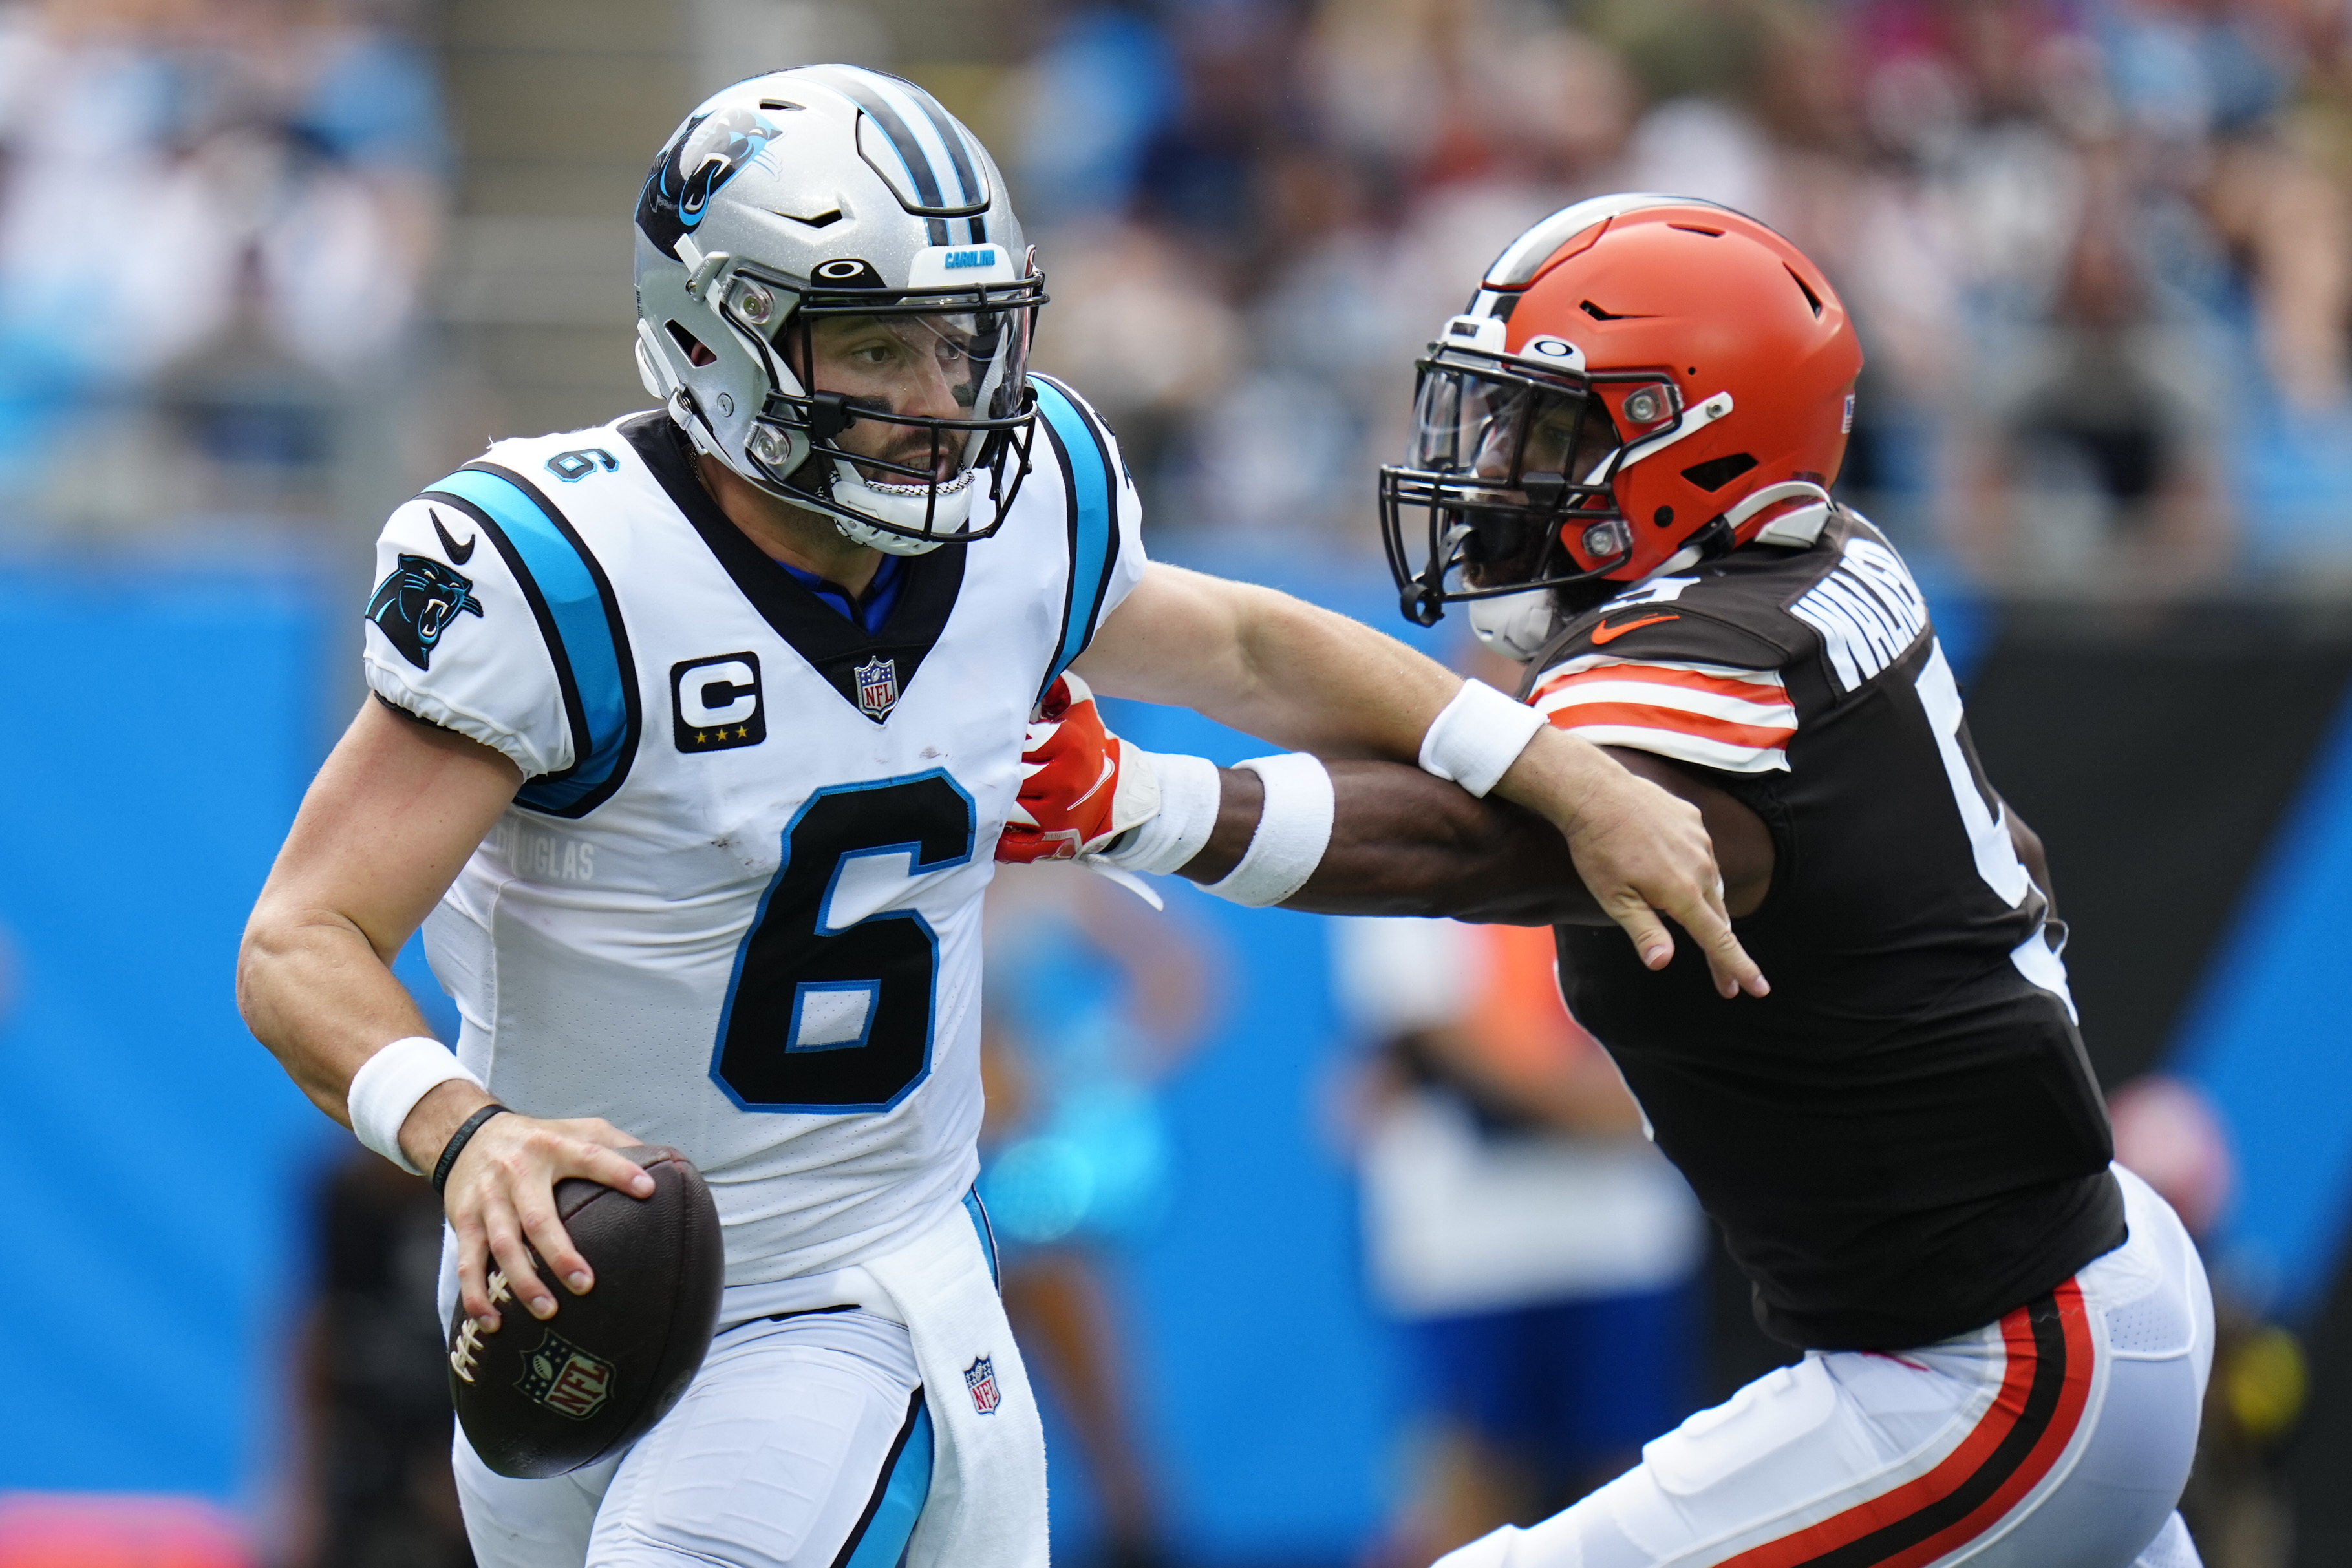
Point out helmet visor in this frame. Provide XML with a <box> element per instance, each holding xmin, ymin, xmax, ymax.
<box><xmin>1380</xmin><ymin>348</ymin><xmax>1632</xmax><ymax>626</ymax></box>
<box><xmin>710</xmin><ymin>262</ymin><xmax>1047</xmax><ymax>547</ymax></box>
<box><xmin>784</xmin><ymin>303</ymin><xmax>1034</xmax><ymax>485</ymax></box>
<box><xmin>1407</xmin><ymin>365</ymin><xmax>1616</xmax><ymax>493</ymax></box>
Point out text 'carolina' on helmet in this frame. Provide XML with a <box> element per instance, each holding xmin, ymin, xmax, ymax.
<box><xmin>1378</xmin><ymin>193</ymin><xmax>1863</xmax><ymax>657</ymax></box>
<box><xmin>632</xmin><ymin>65</ymin><xmax>1047</xmax><ymax>555</ymax></box>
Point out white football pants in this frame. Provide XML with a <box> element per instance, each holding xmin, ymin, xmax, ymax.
<box><xmin>455</xmin><ymin>1306</ymin><xmax>932</xmax><ymax>1568</ymax></box>
<box><xmin>1435</xmin><ymin>1165</ymin><xmax>2212</xmax><ymax>1568</ymax></box>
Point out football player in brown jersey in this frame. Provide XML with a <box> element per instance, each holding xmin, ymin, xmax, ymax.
<box><xmin>1002</xmin><ymin>196</ymin><xmax>2210</xmax><ymax>1568</ymax></box>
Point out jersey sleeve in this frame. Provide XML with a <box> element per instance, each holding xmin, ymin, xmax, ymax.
<box><xmin>1029</xmin><ymin>374</ymin><xmax>1148</xmax><ymax>685</ymax></box>
<box><xmin>1528</xmin><ymin>653</ymin><xmax>1797</xmax><ymax>774</ymax></box>
<box><xmin>362</xmin><ymin>493</ymin><xmax>573</xmax><ymax>778</ymax></box>
<box><xmin>1094</xmin><ymin>414</ymin><xmax>1148</xmax><ymax>624</ymax></box>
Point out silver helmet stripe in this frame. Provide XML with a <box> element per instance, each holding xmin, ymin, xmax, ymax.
<box><xmin>802</xmin><ymin>69</ymin><xmax>949</xmax><ymax>243</ymax></box>
<box><xmin>884</xmin><ymin>79</ymin><xmax>990</xmax><ymax>245</ymax></box>
<box><xmin>805</xmin><ymin>67</ymin><xmax>987</xmax><ymax>220</ymax></box>
<box><xmin>863</xmin><ymin>72</ymin><xmax>980</xmax><ymax>207</ymax></box>
<box><xmin>1481</xmin><ymin>193</ymin><xmax>1733</xmax><ymax>289</ymax></box>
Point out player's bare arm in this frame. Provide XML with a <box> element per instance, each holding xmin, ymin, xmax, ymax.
<box><xmin>1180</xmin><ymin>750</ymin><xmax>1774</xmax><ymax>926</ymax></box>
<box><xmin>1071</xmin><ymin>561</ymin><xmax>1767</xmax><ymax>995</ymax></box>
<box><xmin>237</xmin><ymin>699</ymin><xmax>654</xmax><ymax>1328</ymax></box>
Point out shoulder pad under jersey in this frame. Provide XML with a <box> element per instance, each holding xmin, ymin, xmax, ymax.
<box><xmin>1519</xmin><ymin>507</ymin><xmax>1929</xmax><ymax>695</ymax></box>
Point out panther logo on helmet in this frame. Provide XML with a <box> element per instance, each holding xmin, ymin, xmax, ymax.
<box><xmin>635</xmin><ymin>105</ymin><xmax>786</xmax><ymax>257</ymax></box>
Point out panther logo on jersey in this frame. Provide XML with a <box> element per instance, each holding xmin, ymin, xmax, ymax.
<box><xmin>635</xmin><ymin>104</ymin><xmax>784</xmax><ymax>257</ymax></box>
<box><xmin>367</xmin><ymin>553</ymin><xmax>484</xmax><ymax>670</ymax></box>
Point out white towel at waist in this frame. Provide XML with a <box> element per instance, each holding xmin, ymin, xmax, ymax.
<box><xmin>863</xmin><ymin>1195</ymin><xmax>1049</xmax><ymax>1568</ymax></box>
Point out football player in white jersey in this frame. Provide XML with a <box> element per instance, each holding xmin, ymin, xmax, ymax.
<box><xmin>237</xmin><ymin>69</ymin><xmax>1759</xmax><ymax>1568</ymax></box>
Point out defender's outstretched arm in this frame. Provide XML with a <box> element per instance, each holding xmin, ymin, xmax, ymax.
<box><xmin>1182</xmin><ymin>752</ymin><xmax>1776</xmax><ymax>926</ymax></box>
<box><xmin>1074</xmin><ymin>562</ymin><xmax>1768</xmax><ymax>995</ymax></box>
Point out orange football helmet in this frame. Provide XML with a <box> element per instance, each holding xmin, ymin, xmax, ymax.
<box><xmin>1380</xmin><ymin>195</ymin><xmax>1864</xmax><ymax>655</ymax></box>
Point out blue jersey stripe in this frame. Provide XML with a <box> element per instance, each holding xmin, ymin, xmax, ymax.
<box><xmin>1033</xmin><ymin>377</ymin><xmax>1117</xmax><ymax>699</ymax></box>
<box><xmin>963</xmin><ymin>1187</ymin><xmax>1000</xmax><ymax>1289</ymax></box>
<box><xmin>842</xmin><ymin>1398</ymin><xmax>934</xmax><ymax>1568</ymax></box>
<box><xmin>422</xmin><ymin>466</ymin><xmax>636</xmax><ymax>815</ymax></box>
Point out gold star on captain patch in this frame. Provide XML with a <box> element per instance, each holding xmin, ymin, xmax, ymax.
<box><xmin>695</xmin><ymin>731</ymin><xmax>707</xmax><ymax>743</ymax></box>
<box><xmin>736</xmin><ymin>726</ymin><xmax>750</xmax><ymax>739</ymax></box>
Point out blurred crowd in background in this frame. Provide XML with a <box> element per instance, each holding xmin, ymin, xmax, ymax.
<box><xmin>18</xmin><ymin>0</ymin><xmax>2352</xmax><ymax>595</ymax></box>
<box><xmin>0</xmin><ymin>0</ymin><xmax>443</xmax><ymax>541</ymax></box>
<box><xmin>1000</xmin><ymin>0</ymin><xmax>2352</xmax><ymax>593</ymax></box>
<box><xmin>0</xmin><ymin>1</ymin><xmax>2341</xmax><ymax>1567</ymax></box>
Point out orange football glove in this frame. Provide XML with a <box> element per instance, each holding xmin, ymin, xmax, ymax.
<box><xmin>999</xmin><ymin>672</ymin><xmax>1163</xmax><ymax>863</ymax></box>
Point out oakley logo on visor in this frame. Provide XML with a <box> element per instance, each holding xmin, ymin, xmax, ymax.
<box><xmin>1523</xmin><ymin>336</ymin><xmax>1583</xmax><ymax>368</ymax></box>
<box><xmin>812</xmin><ymin>258</ymin><xmax>886</xmax><ymax>288</ymax></box>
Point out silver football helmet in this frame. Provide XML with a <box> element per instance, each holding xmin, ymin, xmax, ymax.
<box><xmin>632</xmin><ymin>65</ymin><xmax>1044</xmax><ymax>555</ymax></box>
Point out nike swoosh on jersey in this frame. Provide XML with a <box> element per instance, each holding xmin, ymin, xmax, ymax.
<box><xmin>431</xmin><ymin>508</ymin><xmax>478</xmax><ymax>565</ymax></box>
<box><xmin>1590</xmin><ymin>613</ymin><xmax>1679</xmax><ymax>644</ymax></box>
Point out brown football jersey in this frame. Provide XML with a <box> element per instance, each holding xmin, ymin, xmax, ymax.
<box><xmin>1519</xmin><ymin>507</ymin><xmax>2122</xmax><ymax>1351</ymax></box>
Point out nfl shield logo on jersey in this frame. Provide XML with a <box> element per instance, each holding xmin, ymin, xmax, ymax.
<box><xmin>963</xmin><ymin>1354</ymin><xmax>1001</xmax><ymax>1415</ymax></box>
<box><xmin>855</xmin><ymin>656</ymin><xmax>900</xmax><ymax>721</ymax></box>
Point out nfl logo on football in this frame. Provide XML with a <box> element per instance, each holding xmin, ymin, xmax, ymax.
<box><xmin>963</xmin><ymin>1353</ymin><xmax>1001</xmax><ymax>1415</ymax></box>
<box><xmin>855</xmin><ymin>656</ymin><xmax>899</xmax><ymax>721</ymax></box>
<box><xmin>517</xmin><ymin>1330</ymin><xmax>617</xmax><ymax>1422</ymax></box>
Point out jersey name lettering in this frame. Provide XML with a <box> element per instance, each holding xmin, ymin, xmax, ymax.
<box><xmin>1788</xmin><ymin>537</ymin><xmax>1929</xmax><ymax>691</ymax></box>
<box><xmin>492</xmin><ymin>820</ymin><xmax>598</xmax><ymax>882</ymax></box>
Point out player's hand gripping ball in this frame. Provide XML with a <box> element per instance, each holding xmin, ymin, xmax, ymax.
<box><xmin>447</xmin><ymin>1145</ymin><xmax>723</xmax><ymax>1478</ymax></box>
<box><xmin>999</xmin><ymin>672</ymin><xmax>1161</xmax><ymax>862</ymax></box>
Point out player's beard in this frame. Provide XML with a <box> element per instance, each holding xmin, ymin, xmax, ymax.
<box><xmin>1462</xmin><ymin>509</ymin><xmax>1624</xmax><ymax>620</ymax></box>
<box><xmin>842</xmin><ymin>427</ymin><xmax>967</xmax><ymax>490</ymax></box>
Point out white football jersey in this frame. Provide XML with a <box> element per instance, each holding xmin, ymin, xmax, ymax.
<box><xmin>363</xmin><ymin>377</ymin><xmax>1144</xmax><ymax>1286</ymax></box>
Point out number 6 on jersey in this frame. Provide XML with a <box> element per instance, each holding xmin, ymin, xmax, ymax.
<box><xmin>711</xmin><ymin>771</ymin><xmax>977</xmax><ymax>1112</ymax></box>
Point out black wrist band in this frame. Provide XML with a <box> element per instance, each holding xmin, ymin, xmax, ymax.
<box><xmin>433</xmin><ymin>1103</ymin><xmax>510</xmax><ymax>1195</ymax></box>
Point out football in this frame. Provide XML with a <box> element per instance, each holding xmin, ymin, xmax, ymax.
<box><xmin>446</xmin><ymin>1145</ymin><xmax>723</xmax><ymax>1479</ymax></box>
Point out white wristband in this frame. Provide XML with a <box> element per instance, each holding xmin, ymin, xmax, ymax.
<box><xmin>1204</xmin><ymin>753</ymin><xmax>1335</xmax><ymax>907</ymax></box>
<box><xmin>1098</xmin><ymin>750</ymin><xmax>1221</xmax><ymax>874</ymax></box>
<box><xmin>1418</xmin><ymin>679</ymin><xmax>1547</xmax><ymax>798</ymax></box>
<box><xmin>347</xmin><ymin>1035</ymin><xmax>482</xmax><ymax>1175</ymax></box>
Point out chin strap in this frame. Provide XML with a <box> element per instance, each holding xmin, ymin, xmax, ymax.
<box><xmin>826</xmin><ymin>459</ymin><xmax>978</xmax><ymax>556</ymax></box>
<box><xmin>672</xmin><ymin>389</ymin><xmax>722</xmax><ymax>458</ymax></box>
